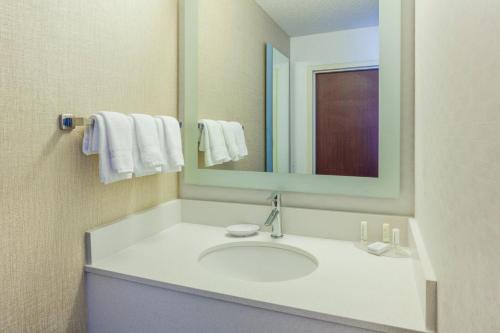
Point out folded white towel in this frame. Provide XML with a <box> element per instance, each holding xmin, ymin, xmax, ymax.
<box><xmin>131</xmin><ymin>117</ymin><xmax>161</xmax><ymax>177</ymax></box>
<box><xmin>199</xmin><ymin>119</ymin><xmax>231</xmax><ymax>167</ymax></box>
<box><xmin>231</xmin><ymin>121</ymin><xmax>248</xmax><ymax>158</ymax></box>
<box><xmin>131</xmin><ymin>114</ymin><xmax>163</xmax><ymax>168</ymax></box>
<box><xmin>157</xmin><ymin>116</ymin><xmax>184</xmax><ymax>173</ymax></box>
<box><xmin>98</xmin><ymin>111</ymin><xmax>134</xmax><ymax>173</ymax></box>
<box><xmin>218</xmin><ymin>120</ymin><xmax>240</xmax><ymax>161</ymax></box>
<box><xmin>155</xmin><ymin>118</ymin><xmax>168</xmax><ymax>169</ymax></box>
<box><xmin>82</xmin><ymin>114</ymin><xmax>133</xmax><ymax>184</ymax></box>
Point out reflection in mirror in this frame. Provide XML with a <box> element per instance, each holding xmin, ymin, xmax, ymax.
<box><xmin>198</xmin><ymin>0</ymin><xmax>380</xmax><ymax>178</ymax></box>
<box><xmin>266</xmin><ymin>44</ymin><xmax>290</xmax><ymax>173</ymax></box>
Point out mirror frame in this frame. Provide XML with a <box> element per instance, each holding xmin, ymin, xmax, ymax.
<box><xmin>180</xmin><ymin>0</ymin><xmax>401</xmax><ymax>198</ymax></box>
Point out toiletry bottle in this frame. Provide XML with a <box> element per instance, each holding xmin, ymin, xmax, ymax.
<box><xmin>392</xmin><ymin>228</ymin><xmax>400</xmax><ymax>253</ymax></box>
<box><xmin>382</xmin><ymin>223</ymin><xmax>390</xmax><ymax>243</ymax></box>
<box><xmin>360</xmin><ymin>221</ymin><xmax>368</xmax><ymax>245</ymax></box>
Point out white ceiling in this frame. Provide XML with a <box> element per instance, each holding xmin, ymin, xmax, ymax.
<box><xmin>255</xmin><ymin>0</ymin><xmax>379</xmax><ymax>37</ymax></box>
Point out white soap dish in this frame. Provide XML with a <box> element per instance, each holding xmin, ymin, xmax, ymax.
<box><xmin>226</xmin><ymin>224</ymin><xmax>260</xmax><ymax>237</ymax></box>
<box><xmin>354</xmin><ymin>241</ymin><xmax>410</xmax><ymax>258</ymax></box>
<box><xmin>367</xmin><ymin>242</ymin><xmax>391</xmax><ymax>256</ymax></box>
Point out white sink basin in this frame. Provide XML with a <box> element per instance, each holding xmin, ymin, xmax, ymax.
<box><xmin>198</xmin><ymin>242</ymin><xmax>318</xmax><ymax>282</ymax></box>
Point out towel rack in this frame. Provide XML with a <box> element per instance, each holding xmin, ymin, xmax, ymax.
<box><xmin>58</xmin><ymin>114</ymin><xmax>183</xmax><ymax>131</ymax></box>
<box><xmin>59</xmin><ymin>114</ymin><xmax>93</xmax><ymax>130</ymax></box>
<box><xmin>198</xmin><ymin>123</ymin><xmax>244</xmax><ymax>130</ymax></box>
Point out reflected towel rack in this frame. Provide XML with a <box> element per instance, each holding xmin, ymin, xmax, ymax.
<box><xmin>197</xmin><ymin>123</ymin><xmax>244</xmax><ymax>130</ymax></box>
<box><xmin>58</xmin><ymin>114</ymin><xmax>183</xmax><ymax>131</ymax></box>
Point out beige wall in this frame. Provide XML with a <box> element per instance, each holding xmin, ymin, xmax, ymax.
<box><xmin>183</xmin><ymin>1</ymin><xmax>415</xmax><ymax>216</ymax></box>
<box><xmin>0</xmin><ymin>0</ymin><xmax>179</xmax><ymax>331</ymax></box>
<box><xmin>415</xmin><ymin>0</ymin><xmax>500</xmax><ymax>332</ymax></box>
<box><xmin>198</xmin><ymin>0</ymin><xmax>290</xmax><ymax>172</ymax></box>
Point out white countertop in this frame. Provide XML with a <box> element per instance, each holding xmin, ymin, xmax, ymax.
<box><xmin>86</xmin><ymin>223</ymin><xmax>428</xmax><ymax>333</ymax></box>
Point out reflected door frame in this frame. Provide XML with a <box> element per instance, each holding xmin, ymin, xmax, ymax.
<box><xmin>266</xmin><ymin>43</ymin><xmax>290</xmax><ymax>174</ymax></box>
<box><xmin>306</xmin><ymin>61</ymin><xmax>379</xmax><ymax>174</ymax></box>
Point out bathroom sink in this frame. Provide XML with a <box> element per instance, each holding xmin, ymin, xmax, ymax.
<box><xmin>198</xmin><ymin>242</ymin><xmax>318</xmax><ymax>282</ymax></box>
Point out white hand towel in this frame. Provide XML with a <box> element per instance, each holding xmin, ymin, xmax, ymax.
<box><xmin>157</xmin><ymin>116</ymin><xmax>184</xmax><ymax>173</ymax></box>
<box><xmin>131</xmin><ymin>117</ymin><xmax>161</xmax><ymax>177</ymax></box>
<box><xmin>154</xmin><ymin>118</ymin><xmax>169</xmax><ymax>170</ymax></box>
<box><xmin>218</xmin><ymin>120</ymin><xmax>240</xmax><ymax>161</ymax></box>
<box><xmin>199</xmin><ymin>119</ymin><xmax>231</xmax><ymax>167</ymax></box>
<box><xmin>231</xmin><ymin>121</ymin><xmax>248</xmax><ymax>158</ymax></box>
<box><xmin>131</xmin><ymin>114</ymin><xmax>163</xmax><ymax>168</ymax></box>
<box><xmin>82</xmin><ymin>114</ymin><xmax>133</xmax><ymax>184</ymax></box>
<box><xmin>97</xmin><ymin>111</ymin><xmax>134</xmax><ymax>173</ymax></box>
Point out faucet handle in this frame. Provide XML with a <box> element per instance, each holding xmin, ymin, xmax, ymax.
<box><xmin>267</xmin><ymin>192</ymin><xmax>281</xmax><ymax>202</ymax></box>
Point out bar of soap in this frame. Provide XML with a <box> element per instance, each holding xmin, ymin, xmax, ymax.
<box><xmin>367</xmin><ymin>242</ymin><xmax>390</xmax><ymax>256</ymax></box>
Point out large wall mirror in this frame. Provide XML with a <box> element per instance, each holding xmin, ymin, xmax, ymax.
<box><xmin>181</xmin><ymin>0</ymin><xmax>401</xmax><ymax>197</ymax></box>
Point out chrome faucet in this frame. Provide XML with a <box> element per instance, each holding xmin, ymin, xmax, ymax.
<box><xmin>264</xmin><ymin>192</ymin><xmax>283</xmax><ymax>238</ymax></box>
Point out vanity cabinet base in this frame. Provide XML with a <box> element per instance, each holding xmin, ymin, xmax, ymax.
<box><xmin>86</xmin><ymin>273</ymin><xmax>376</xmax><ymax>333</ymax></box>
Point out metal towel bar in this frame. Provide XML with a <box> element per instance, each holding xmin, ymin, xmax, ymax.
<box><xmin>58</xmin><ymin>114</ymin><xmax>183</xmax><ymax>131</ymax></box>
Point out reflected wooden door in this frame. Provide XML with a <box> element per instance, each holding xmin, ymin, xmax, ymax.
<box><xmin>315</xmin><ymin>69</ymin><xmax>379</xmax><ymax>177</ymax></box>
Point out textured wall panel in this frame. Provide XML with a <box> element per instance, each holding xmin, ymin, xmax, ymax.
<box><xmin>415</xmin><ymin>0</ymin><xmax>500</xmax><ymax>332</ymax></box>
<box><xmin>0</xmin><ymin>0</ymin><xmax>179</xmax><ymax>331</ymax></box>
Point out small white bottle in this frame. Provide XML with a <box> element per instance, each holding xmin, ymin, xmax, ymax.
<box><xmin>382</xmin><ymin>223</ymin><xmax>390</xmax><ymax>243</ymax></box>
<box><xmin>391</xmin><ymin>228</ymin><xmax>408</xmax><ymax>257</ymax></box>
<box><xmin>360</xmin><ymin>221</ymin><xmax>368</xmax><ymax>244</ymax></box>
<box><xmin>392</xmin><ymin>228</ymin><xmax>400</xmax><ymax>249</ymax></box>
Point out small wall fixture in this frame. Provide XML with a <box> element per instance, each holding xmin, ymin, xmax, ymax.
<box><xmin>59</xmin><ymin>114</ymin><xmax>93</xmax><ymax>131</ymax></box>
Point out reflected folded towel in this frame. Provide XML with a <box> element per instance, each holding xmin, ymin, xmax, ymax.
<box><xmin>218</xmin><ymin>120</ymin><xmax>240</xmax><ymax>161</ymax></box>
<box><xmin>131</xmin><ymin>117</ymin><xmax>161</xmax><ymax>177</ymax></box>
<box><xmin>156</xmin><ymin>116</ymin><xmax>184</xmax><ymax>173</ymax></box>
<box><xmin>82</xmin><ymin>114</ymin><xmax>133</xmax><ymax>184</ymax></box>
<box><xmin>98</xmin><ymin>111</ymin><xmax>134</xmax><ymax>173</ymax></box>
<box><xmin>199</xmin><ymin>119</ymin><xmax>231</xmax><ymax>167</ymax></box>
<box><xmin>230</xmin><ymin>121</ymin><xmax>248</xmax><ymax>159</ymax></box>
<box><xmin>131</xmin><ymin>114</ymin><xmax>163</xmax><ymax>168</ymax></box>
